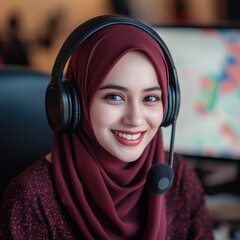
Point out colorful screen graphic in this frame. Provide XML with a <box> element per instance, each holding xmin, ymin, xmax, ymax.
<box><xmin>155</xmin><ymin>26</ymin><xmax>240</xmax><ymax>160</ymax></box>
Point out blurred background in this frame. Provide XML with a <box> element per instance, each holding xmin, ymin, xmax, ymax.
<box><xmin>0</xmin><ymin>1</ymin><xmax>240</xmax><ymax>239</ymax></box>
<box><xmin>0</xmin><ymin>0</ymin><xmax>239</xmax><ymax>73</ymax></box>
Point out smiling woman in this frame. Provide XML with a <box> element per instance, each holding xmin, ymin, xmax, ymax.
<box><xmin>0</xmin><ymin>15</ymin><xmax>214</xmax><ymax>239</ymax></box>
<box><xmin>90</xmin><ymin>51</ymin><xmax>163</xmax><ymax>162</ymax></box>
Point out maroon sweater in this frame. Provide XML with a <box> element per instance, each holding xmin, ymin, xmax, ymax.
<box><xmin>0</xmin><ymin>155</ymin><xmax>213</xmax><ymax>239</ymax></box>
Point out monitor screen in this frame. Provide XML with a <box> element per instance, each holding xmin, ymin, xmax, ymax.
<box><xmin>154</xmin><ymin>25</ymin><xmax>240</xmax><ymax>161</ymax></box>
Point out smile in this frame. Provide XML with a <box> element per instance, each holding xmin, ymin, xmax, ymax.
<box><xmin>114</xmin><ymin>130</ymin><xmax>141</xmax><ymax>140</ymax></box>
<box><xmin>112</xmin><ymin>130</ymin><xmax>145</xmax><ymax>146</ymax></box>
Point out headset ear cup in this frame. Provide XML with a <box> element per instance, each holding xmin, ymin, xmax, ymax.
<box><xmin>161</xmin><ymin>88</ymin><xmax>171</xmax><ymax>127</ymax></box>
<box><xmin>45</xmin><ymin>80</ymin><xmax>72</xmax><ymax>132</ymax></box>
<box><xmin>161</xmin><ymin>85</ymin><xmax>175</xmax><ymax>127</ymax></box>
<box><xmin>64</xmin><ymin>80</ymin><xmax>81</xmax><ymax>131</ymax></box>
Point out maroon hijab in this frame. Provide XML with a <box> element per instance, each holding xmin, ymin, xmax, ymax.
<box><xmin>52</xmin><ymin>23</ymin><xmax>169</xmax><ymax>239</ymax></box>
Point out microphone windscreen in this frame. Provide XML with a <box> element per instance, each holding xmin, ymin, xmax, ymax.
<box><xmin>146</xmin><ymin>163</ymin><xmax>173</xmax><ymax>195</ymax></box>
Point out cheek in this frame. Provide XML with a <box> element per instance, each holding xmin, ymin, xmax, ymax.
<box><xmin>90</xmin><ymin>102</ymin><xmax>121</xmax><ymax>128</ymax></box>
<box><xmin>146</xmin><ymin>105</ymin><xmax>164</xmax><ymax>128</ymax></box>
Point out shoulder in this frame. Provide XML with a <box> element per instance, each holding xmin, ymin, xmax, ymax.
<box><xmin>165</xmin><ymin>151</ymin><xmax>205</xmax><ymax>207</ymax></box>
<box><xmin>0</xmin><ymin>158</ymin><xmax>56</xmax><ymax>217</ymax></box>
<box><xmin>164</xmin><ymin>151</ymin><xmax>203</xmax><ymax>195</ymax></box>
<box><xmin>164</xmin><ymin>152</ymin><xmax>214</xmax><ymax>239</ymax></box>
<box><xmin>0</xmin><ymin>159</ymin><xmax>80</xmax><ymax>239</ymax></box>
<box><xmin>3</xmin><ymin>158</ymin><xmax>54</xmax><ymax>198</ymax></box>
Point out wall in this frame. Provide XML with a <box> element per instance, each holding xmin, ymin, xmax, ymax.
<box><xmin>0</xmin><ymin>0</ymin><xmax>113</xmax><ymax>72</ymax></box>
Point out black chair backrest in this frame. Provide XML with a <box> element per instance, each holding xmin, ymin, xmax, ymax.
<box><xmin>0</xmin><ymin>66</ymin><xmax>52</xmax><ymax>198</ymax></box>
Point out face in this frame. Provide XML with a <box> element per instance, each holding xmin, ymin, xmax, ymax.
<box><xmin>90</xmin><ymin>51</ymin><xmax>164</xmax><ymax>162</ymax></box>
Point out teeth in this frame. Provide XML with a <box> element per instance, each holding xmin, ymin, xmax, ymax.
<box><xmin>114</xmin><ymin>131</ymin><xmax>141</xmax><ymax>141</ymax></box>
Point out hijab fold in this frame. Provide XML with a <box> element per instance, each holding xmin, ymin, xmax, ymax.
<box><xmin>52</xmin><ymin>23</ymin><xmax>169</xmax><ymax>239</ymax></box>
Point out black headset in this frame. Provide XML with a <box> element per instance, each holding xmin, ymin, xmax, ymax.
<box><xmin>45</xmin><ymin>15</ymin><xmax>180</xmax><ymax>194</ymax></box>
<box><xmin>45</xmin><ymin>14</ymin><xmax>180</xmax><ymax>133</ymax></box>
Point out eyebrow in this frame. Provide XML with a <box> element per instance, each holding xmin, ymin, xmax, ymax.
<box><xmin>99</xmin><ymin>84</ymin><xmax>127</xmax><ymax>91</ymax></box>
<box><xmin>99</xmin><ymin>84</ymin><xmax>162</xmax><ymax>92</ymax></box>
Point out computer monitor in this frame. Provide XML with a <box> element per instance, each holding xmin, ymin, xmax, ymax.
<box><xmin>154</xmin><ymin>24</ymin><xmax>240</xmax><ymax>161</ymax></box>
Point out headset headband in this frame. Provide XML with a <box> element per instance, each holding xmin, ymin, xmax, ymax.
<box><xmin>51</xmin><ymin>15</ymin><xmax>176</xmax><ymax>85</ymax></box>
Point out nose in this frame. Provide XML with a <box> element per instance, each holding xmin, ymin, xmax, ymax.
<box><xmin>121</xmin><ymin>101</ymin><xmax>144</xmax><ymax>127</ymax></box>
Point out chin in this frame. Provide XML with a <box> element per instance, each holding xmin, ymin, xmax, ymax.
<box><xmin>116</xmin><ymin>152</ymin><xmax>142</xmax><ymax>163</ymax></box>
<box><xmin>118</xmin><ymin>158</ymin><xmax>139</xmax><ymax>163</ymax></box>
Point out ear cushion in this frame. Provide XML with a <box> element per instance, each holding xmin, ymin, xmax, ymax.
<box><xmin>161</xmin><ymin>85</ymin><xmax>176</xmax><ymax>127</ymax></box>
<box><xmin>45</xmin><ymin>82</ymin><xmax>71</xmax><ymax>132</ymax></box>
<box><xmin>63</xmin><ymin>80</ymin><xmax>81</xmax><ymax>130</ymax></box>
<box><xmin>169</xmin><ymin>85</ymin><xmax>176</xmax><ymax>125</ymax></box>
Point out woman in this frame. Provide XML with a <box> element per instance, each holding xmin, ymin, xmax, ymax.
<box><xmin>0</xmin><ymin>15</ymin><xmax>213</xmax><ymax>239</ymax></box>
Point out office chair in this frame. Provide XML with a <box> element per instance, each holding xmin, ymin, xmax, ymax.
<box><xmin>0</xmin><ymin>66</ymin><xmax>52</xmax><ymax>199</ymax></box>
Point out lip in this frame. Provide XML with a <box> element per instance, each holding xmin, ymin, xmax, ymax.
<box><xmin>112</xmin><ymin>130</ymin><xmax>145</xmax><ymax>146</ymax></box>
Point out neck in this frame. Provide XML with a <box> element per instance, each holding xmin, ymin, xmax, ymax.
<box><xmin>45</xmin><ymin>153</ymin><xmax>52</xmax><ymax>163</ymax></box>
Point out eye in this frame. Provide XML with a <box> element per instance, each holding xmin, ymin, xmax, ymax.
<box><xmin>143</xmin><ymin>95</ymin><xmax>160</xmax><ymax>102</ymax></box>
<box><xmin>104</xmin><ymin>94</ymin><xmax>124</xmax><ymax>101</ymax></box>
